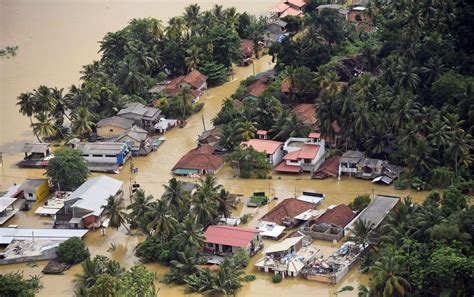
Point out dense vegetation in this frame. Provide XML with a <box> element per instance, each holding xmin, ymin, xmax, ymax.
<box><xmin>0</xmin><ymin>272</ymin><xmax>42</xmax><ymax>296</ymax></box>
<box><xmin>353</xmin><ymin>182</ymin><xmax>473</xmax><ymax>296</ymax></box>
<box><xmin>16</xmin><ymin>5</ymin><xmax>267</xmax><ymax>141</ymax></box>
<box><xmin>45</xmin><ymin>148</ymin><xmax>89</xmax><ymax>191</ymax></box>
<box><xmin>74</xmin><ymin>255</ymin><xmax>157</xmax><ymax>296</ymax></box>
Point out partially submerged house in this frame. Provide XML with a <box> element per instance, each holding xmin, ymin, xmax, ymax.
<box><xmin>198</xmin><ymin>127</ymin><xmax>220</xmax><ymax>146</ymax></box>
<box><xmin>117</xmin><ymin>102</ymin><xmax>161</xmax><ymax>129</ymax></box>
<box><xmin>241</xmin><ymin>139</ymin><xmax>284</xmax><ymax>166</ymax></box>
<box><xmin>348</xmin><ymin>195</ymin><xmax>400</xmax><ymax>230</ymax></box>
<box><xmin>115</xmin><ymin>125</ymin><xmax>151</xmax><ymax>156</ymax></box>
<box><xmin>239</xmin><ymin>39</ymin><xmax>254</xmax><ymax>62</ymax></box>
<box><xmin>0</xmin><ymin>198</ymin><xmax>17</xmax><ymax>225</ymax></box>
<box><xmin>303</xmin><ymin>241</ymin><xmax>365</xmax><ymax>284</ymax></box>
<box><xmin>292</xmin><ymin>104</ymin><xmax>318</xmax><ymax>129</ymax></box>
<box><xmin>204</xmin><ymin>225</ymin><xmax>262</xmax><ymax>256</ymax></box>
<box><xmin>154</xmin><ymin>118</ymin><xmax>178</xmax><ymax>134</ymax></box>
<box><xmin>264</xmin><ymin>20</ymin><xmax>287</xmax><ymax>46</ymax></box>
<box><xmin>96</xmin><ymin>116</ymin><xmax>134</xmax><ymax>139</ymax></box>
<box><xmin>313</xmin><ymin>156</ymin><xmax>340</xmax><ymax>179</ymax></box>
<box><xmin>54</xmin><ymin>175</ymin><xmax>123</xmax><ymax>229</ymax></box>
<box><xmin>76</xmin><ymin>142</ymin><xmax>131</xmax><ymax>173</ymax></box>
<box><xmin>275</xmin><ymin>136</ymin><xmax>325</xmax><ymax>174</ymax></box>
<box><xmin>0</xmin><ymin>228</ymin><xmax>88</xmax><ymax>264</ymax></box>
<box><xmin>17</xmin><ymin>143</ymin><xmax>53</xmax><ymax>168</ymax></box>
<box><xmin>301</xmin><ymin>204</ymin><xmax>356</xmax><ymax>242</ymax></box>
<box><xmin>19</xmin><ymin>178</ymin><xmax>49</xmax><ymax>202</ymax></box>
<box><xmin>164</xmin><ymin>69</ymin><xmax>208</xmax><ymax>103</ymax></box>
<box><xmin>172</xmin><ymin>144</ymin><xmax>224</xmax><ymax>176</ymax></box>
<box><xmin>338</xmin><ymin>150</ymin><xmax>365</xmax><ymax>179</ymax></box>
<box><xmin>270</xmin><ymin>0</ymin><xmax>307</xmax><ymax>19</ymax></box>
<box><xmin>255</xmin><ymin>236</ymin><xmax>318</xmax><ymax>277</ymax></box>
<box><xmin>242</xmin><ymin>76</ymin><xmax>271</xmax><ymax>101</ymax></box>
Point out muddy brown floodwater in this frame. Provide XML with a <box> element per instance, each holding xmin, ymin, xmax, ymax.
<box><xmin>0</xmin><ymin>1</ymin><xmax>428</xmax><ymax>296</ymax></box>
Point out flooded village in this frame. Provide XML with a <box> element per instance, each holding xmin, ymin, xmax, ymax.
<box><xmin>1</xmin><ymin>1</ymin><xmax>473</xmax><ymax>297</ymax></box>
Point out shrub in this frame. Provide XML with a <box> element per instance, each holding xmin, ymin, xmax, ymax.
<box><xmin>348</xmin><ymin>194</ymin><xmax>371</xmax><ymax>212</ymax></box>
<box><xmin>0</xmin><ymin>272</ymin><xmax>42</xmax><ymax>296</ymax></box>
<box><xmin>431</xmin><ymin>167</ymin><xmax>454</xmax><ymax>188</ymax></box>
<box><xmin>192</xmin><ymin>102</ymin><xmax>204</xmax><ymax>113</ymax></box>
<box><xmin>233</xmin><ymin>249</ymin><xmax>250</xmax><ymax>267</ymax></box>
<box><xmin>243</xmin><ymin>274</ymin><xmax>256</xmax><ymax>282</ymax></box>
<box><xmin>240</xmin><ymin>213</ymin><xmax>253</xmax><ymax>224</ymax></box>
<box><xmin>272</xmin><ymin>274</ymin><xmax>282</xmax><ymax>283</ymax></box>
<box><xmin>57</xmin><ymin>237</ymin><xmax>90</xmax><ymax>264</ymax></box>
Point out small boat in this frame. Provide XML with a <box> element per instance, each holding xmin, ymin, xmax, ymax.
<box><xmin>152</xmin><ymin>137</ymin><xmax>166</xmax><ymax>150</ymax></box>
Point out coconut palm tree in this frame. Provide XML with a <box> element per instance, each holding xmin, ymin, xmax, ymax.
<box><xmin>408</xmin><ymin>139</ymin><xmax>437</xmax><ymax>177</ymax></box>
<box><xmin>360</xmin><ymin>44</ymin><xmax>379</xmax><ymax>72</ymax></box>
<box><xmin>319</xmin><ymin>71</ymin><xmax>341</xmax><ymax>96</ymax></box>
<box><xmin>165</xmin><ymin>248</ymin><xmax>203</xmax><ymax>284</ymax></box>
<box><xmin>101</xmin><ymin>195</ymin><xmax>129</xmax><ymax>233</ymax></box>
<box><xmin>174</xmin><ymin>215</ymin><xmax>205</xmax><ymax>250</ymax></box>
<box><xmin>420</xmin><ymin>56</ymin><xmax>448</xmax><ymax>85</ymax></box>
<box><xmin>127</xmin><ymin>190</ymin><xmax>154</xmax><ymax>229</ymax></box>
<box><xmin>185</xmin><ymin>45</ymin><xmax>202</xmax><ymax>72</ymax></box>
<box><xmin>394</xmin><ymin>60</ymin><xmax>420</xmax><ymax>91</ymax></box>
<box><xmin>445</xmin><ymin>130</ymin><xmax>473</xmax><ymax>177</ymax></box>
<box><xmin>192</xmin><ymin>186</ymin><xmax>218</xmax><ymax>227</ymax></box>
<box><xmin>31</xmin><ymin>112</ymin><xmax>56</xmax><ymax>141</ymax></box>
<box><xmin>391</xmin><ymin>94</ymin><xmax>421</xmax><ymax>130</ymax></box>
<box><xmin>236</xmin><ymin>120</ymin><xmax>256</xmax><ymax>141</ymax></box>
<box><xmin>117</xmin><ymin>61</ymin><xmax>148</xmax><ymax>94</ymax></box>
<box><xmin>216</xmin><ymin>189</ymin><xmax>235</xmax><ymax>220</ymax></box>
<box><xmin>150</xmin><ymin>19</ymin><xmax>164</xmax><ymax>40</ymax></box>
<box><xmin>50</xmin><ymin>87</ymin><xmax>70</xmax><ymax>121</ymax></box>
<box><xmin>203</xmin><ymin>257</ymin><xmax>244</xmax><ymax>296</ymax></box>
<box><xmin>369</xmin><ymin>254</ymin><xmax>410</xmax><ymax>297</ymax></box>
<box><xmin>200</xmin><ymin>174</ymin><xmax>222</xmax><ymax>193</ymax></box>
<box><xmin>17</xmin><ymin>92</ymin><xmax>42</xmax><ymax>142</ymax></box>
<box><xmin>72</xmin><ymin>107</ymin><xmax>94</xmax><ymax>141</ymax></box>
<box><xmin>33</xmin><ymin>85</ymin><xmax>56</xmax><ymax>114</ymax></box>
<box><xmin>273</xmin><ymin>112</ymin><xmax>310</xmax><ymax>141</ymax></box>
<box><xmin>162</xmin><ymin>178</ymin><xmax>189</xmax><ymax>212</ymax></box>
<box><xmin>177</xmin><ymin>86</ymin><xmax>193</xmax><ymax>121</ymax></box>
<box><xmin>183</xmin><ymin>4</ymin><xmax>201</xmax><ymax>35</ymax></box>
<box><xmin>80</xmin><ymin>61</ymin><xmax>104</xmax><ymax>81</ymax></box>
<box><xmin>146</xmin><ymin>200</ymin><xmax>178</xmax><ymax>237</ymax></box>
<box><xmin>350</xmin><ymin>101</ymin><xmax>373</xmax><ymax>140</ymax></box>
<box><xmin>246</xmin><ymin>16</ymin><xmax>266</xmax><ymax>58</ymax></box>
<box><xmin>212</xmin><ymin>4</ymin><xmax>224</xmax><ymax>20</ymax></box>
<box><xmin>167</xmin><ymin>16</ymin><xmax>187</xmax><ymax>41</ymax></box>
<box><xmin>347</xmin><ymin>219</ymin><xmax>376</xmax><ymax>248</ymax></box>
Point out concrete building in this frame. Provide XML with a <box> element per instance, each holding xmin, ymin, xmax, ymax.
<box><xmin>117</xmin><ymin>102</ymin><xmax>161</xmax><ymax>129</ymax></box>
<box><xmin>55</xmin><ymin>175</ymin><xmax>123</xmax><ymax>229</ymax></box>
<box><xmin>20</xmin><ymin>179</ymin><xmax>49</xmax><ymax>202</ymax></box>
<box><xmin>76</xmin><ymin>142</ymin><xmax>131</xmax><ymax>172</ymax></box>
<box><xmin>96</xmin><ymin>116</ymin><xmax>134</xmax><ymax>139</ymax></box>
<box><xmin>204</xmin><ymin>225</ymin><xmax>262</xmax><ymax>256</ymax></box>
<box><xmin>241</xmin><ymin>139</ymin><xmax>284</xmax><ymax>166</ymax></box>
<box><xmin>275</xmin><ymin>137</ymin><xmax>325</xmax><ymax>174</ymax></box>
<box><xmin>338</xmin><ymin>150</ymin><xmax>365</xmax><ymax>179</ymax></box>
<box><xmin>17</xmin><ymin>143</ymin><xmax>53</xmax><ymax>168</ymax></box>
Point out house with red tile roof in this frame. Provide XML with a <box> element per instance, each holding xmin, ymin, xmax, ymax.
<box><xmin>312</xmin><ymin>156</ymin><xmax>341</xmax><ymax>179</ymax></box>
<box><xmin>259</xmin><ymin>198</ymin><xmax>317</xmax><ymax>227</ymax></box>
<box><xmin>275</xmin><ymin>136</ymin><xmax>325</xmax><ymax>174</ymax></box>
<box><xmin>292</xmin><ymin>104</ymin><xmax>318</xmax><ymax>128</ymax></box>
<box><xmin>204</xmin><ymin>225</ymin><xmax>263</xmax><ymax>256</ymax></box>
<box><xmin>301</xmin><ymin>204</ymin><xmax>356</xmax><ymax>241</ymax></box>
<box><xmin>163</xmin><ymin>69</ymin><xmax>208</xmax><ymax>103</ymax></box>
<box><xmin>172</xmin><ymin>144</ymin><xmax>224</xmax><ymax>176</ymax></box>
<box><xmin>240</xmin><ymin>39</ymin><xmax>254</xmax><ymax>58</ymax></box>
<box><xmin>270</xmin><ymin>0</ymin><xmax>307</xmax><ymax>19</ymax></box>
<box><xmin>241</xmin><ymin>139</ymin><xmax>284</xmax><ymax>166</ymax></box>
<box><xmin>242</xmin><ymin>77</ymin><xmax>270</xmax><ymax>101</ymax></box>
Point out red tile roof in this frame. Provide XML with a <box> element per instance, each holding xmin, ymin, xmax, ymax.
<box><xmin>308</xmin><ymin>132</ymin><xmax>321</xmax><ymax>139</ymax></box>
<box><xmin>274</xmin><ymin>162</ymin><xmax>302</xmax><ymax>173</ymax></box>
<box><xmin>240</xmin><ymin>39</ymin><xmax>254</xmax><ymax>57</ymax></box>
<box><xmin>280</xmin><ymin>7</ymin><xmax>304</xmax><ymax>17</ymax></box>
<box><xmin>287</xmin><ymin>0</ymin><xmax>307</xmax><ymax>8</ymax></box>
<box><xmin>233</xmin><ymin>99</ymin><xmax>242</xmax><ymax>109</ymax></box>
<box><xmin>260</xmin><ymin>198</ymin><xmax>316</xmax><ymax>225</ymax></box>
<box><xmin>244</xmin><ymin>78</ymin><xmax>269</xmax><ymax>98</ymax></box>
<box><xmin>280</xmin><ymin>79</ymin><xmax>291</xmax><ymax>93</ymax></box>
<box><xmin>164</xmin><ymin>87</ymin><xmax>201</xmax><ymax>99</ymax></box>
<box><xmin>257</xmin><ymin>130</ymin><xmax>268</xmax><ymax>135</ymax></box>
<box><xmin>204</xmin><ymin>225</ymin><xmax>260</xmax><ymax>247</ymax></box>
<box><xmin>292</xmin><ymin>104</ymin><xmax>317</xmax><ymax>126</ymax></box>
<box><xmin>241</xmin><ymin>139</ymin><xmax>283</xmax><ymax>154</ymax></box>
<box><xmin>299</xmin><ymin>144</ymin><xmax>320</xmax><ymax>159</ymax></box>
<box><xmin>313</xmin><ymin>156</ymin><xmax>340</xmax><ymax>179</ymax></box>
<box><xmin>314</xmin><ymin>204</ymin><xmax>356</xmax><ymax>228</ymax></box>
<box><xmin>172</xmin><ymin>144</ymin><xmax>224</xmax><ymax>172</ymax></box>
<box><xmin>282</xmin><ymin>144</ymin><xmax>320</xmax><ymax>161</ymax></box>
<box><xmin>270</xmin><ymin>3</ymin><xmax>290</xmax><ymax>13</ymax></box>
<box><xmin>184</xmin><ymin>69</ymin><xmax>208</xmax><ymax>89</ymax></box>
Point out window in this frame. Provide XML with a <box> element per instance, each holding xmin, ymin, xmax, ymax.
<box><xmin>92</xmin><ymin>154</ymin><xmax>103</xmax><ymax>157</ymax></box>
<box><xmin>28</xmin><ymin>193</ymin><xmax>33</xmax><ymax>197</ymax></box>
<box><xmin>207</xmin><ymin>243</ymin><xmax>214</xmax><ymax>248</ymax></box>
<box><xmin>304</xmin><ymin>159</ymin><xmax>312</xmax><ymax>164</ymax></box>
<box><xmin>109</xmin><ymin>128</ymin><xmax>114</xmax><ymax>132</ymax></box>
<box><xmin>105</xmin><ymin>155</ymin><xmax>116</xmax><ymax>158</ymax></box>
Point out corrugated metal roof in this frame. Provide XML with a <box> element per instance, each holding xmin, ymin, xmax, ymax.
<box><xmin>97</xmin><ymin>116</ymin><xmax>134</xmax><ymax>129</ymax></box>
<box><xmin>21</xmin><ymin>143</ymin><xmax>49</xmax><ymax>153</ymax></box>
<box><xmin>65</xmin><ymin>175</ymin><xmax>123</xmax><ymax>216</ymax></box>
<box><xmin>0</xmin><ymin>228</ymin><xmax>88</xmax><ymax>241</ymax></box>
<box><xmin>264</xmin><ymin>236</ymin><xmax>303</xmax><ymax>254</ymax></box>
<box><xmin>77</xmin><ymin>142</ymin><xmax>127</xmax><ymax>155</ymax></box>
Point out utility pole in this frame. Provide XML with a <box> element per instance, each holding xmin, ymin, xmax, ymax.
<box><xmin>252</xmin><ymin>61</ymin><xmax>256</xmax><ymax>76</ymax></box>
<box><xmin>201</xmin><ymin>115</ymin><xmax>206</xmax><ymax>131</ymax></box>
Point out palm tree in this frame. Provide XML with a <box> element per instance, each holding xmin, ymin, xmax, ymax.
<box><xmin>165</xmin><ymin>248</ymin><xmax>203</xmax><ymax>284</ymax></box>
<box><xmin>391</xmin><ymin>94</ymin><xmax>421</xmax><ymax>130</ymax></box>
<box><xmin>80</xmin><ymin>61</ymin><xmax>104</xmax><ymax>81</ymax></box>
<box><xmin>31</xmin><ymin>112</ymin><xmax>56</xmax><ymax>141</ymax></box>
<box><xmin>17</xmin><ymin>92</ymin><xmax>42</xmax><ymax>142</ymax></box>
<box><xmin>420</xmin><ymin>56</ymin><xmax>447</xmax><ymax>85</ymax></box>
<box><xmin>177</xmin><ymin>86</ymin><xmax>193</xmax><ymax>122</ymax></box>
<box><xmin>319</xmin><ymin>71</ymin><xmax>341</xmax><ymax>96</ymax></box>
<box><xmin>51</xmin><ymin>87</ymin><xmax>70</xmax><ymax>121</ymax></box>
<box><xmin>101</xmin><ymin>195</ymin><xmax>129</xmax><ymax>233</ymax></box>
<box><xmin>212</xmin><ymin>4</ymin><xmax>224</xmax><ymax>20</ymax></box>
<box><xmin>200</xmin><ymin>174</ymin><xmax>222</xmax><ymax>193</ymax></box>
<box><xmin>146</xmin><ymin>200</ymin><xmax>178</xmax><ymax>237</ymax></box>
<box><xmin>360</xmin><ymin>44</ymin><xmax>379</xmax><ymax>72</ymax></box>
<box><xmin>192</xmin><ymin>186</ymin><xmax>218</xmax><ymax>227</ymax></box>
<box><xmin>150</xmin><ymin>19</ymin><xmax>164</xmax><ymax>40</ymax></box>
<box><xmin>167</xmin><ymin>16</ymin><xmax>187</xmax><ymax>41</ymax></box>
<box><xmin>408</xmin><ymin>139</ymin><xmax>437</xmax><ymax>178</ymax></box>
<box><xmin>369</xmin><ymin>253</ymin><xmax>410</xmax><ymax>297</ymax></box>
<box><xmin>162</xmin><ymin>178</ymin><xmax>189</xmax><ymax>211</ymax></box>
<box><xmin>118</xmin><ymin>61</ymin><xmax>147</xmax><ymax>94</ymax></box>
<box><xmin>185</xmin><ymin>45</ymin><xmax>202</xmax><ymax>72</ymax></box>
<box><xmin>246</xmin><ymin>16</ymin><xmax>266</xmax><ymax>58</ymax></box>
<box><xmin>216</xmin><ymin>189</ymin><xmax>235</xmax><ymax>220</ymax></box>
<box><xmin>350</xmin><ymin>101</ymin><xmax>373</xmax><ymax>140</ymax></box>
<box><xmin>236</xmin><ymin>120</ymin><xmax>256</xmax><ymax>141</ymax></box>
<box><xmin>183</xmin><ymin>4</ymin><xmax>201</xmax><ymax>35</ymax></box>
<box><xmin>127</xmin><ymin>190</ymin><xmax>154</xmax><ymax>229</ymax></box>
<box><xmin>72</xmin><ymin>107</ymin><xmax>94</xmax><ymax>140</ymax></box>
<box><xmin>33</xmin><ymin>85</ymin><xmax>56</xmax><ymax>113</ymax></box>
<box><xmin>273</xmin><ymin>112</ymin><xmax>310</xmax><ymax>141</ymax></box>
<box><xmin>203</xmin><ymin>258</ymin><xmax>244</xmax><ymax>296</ymax></box>
<box><xmin>174</xmin><ymin>215</ymin><xmax>205</xmax><ymax>250</ymax></box>
<box><xmin>281</xmin><ymin>66</ymin><xmax>298</xmax><ymax>103</ymax></box>
<box><xmin>347</xmin><ymin>219</ymin><xmax>376</xmax><ymax>248</ymax></box>
<box><xmin>394</xmin><ymin>60</ymin><xmax>420</xmax><ymax>91</ymax></box>
<box><xmin>427</xmin><ymin>117</ymin><xmax>450</xmax><ymax>149</ymax></box>
<box><xmin>445</xmin><ymin>130</ymin><xmax>473</xmax><ymax>177</ymax></box>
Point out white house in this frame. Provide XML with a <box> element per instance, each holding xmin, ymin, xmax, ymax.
<box><xmin>241</xmin><ymin>139</ymin><xmax>284</xmax><ymax>166</ymax></box>
<box><xmin>275</xmin><ymin>137</ymin><xmax>325</xmax><ymax>174</ymax></box>
<box><xmin>338</xmin><ymin>150</ymin><xmax>365</xmax><ymax>179</ymax></box>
